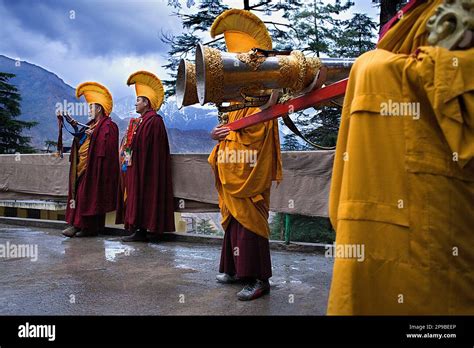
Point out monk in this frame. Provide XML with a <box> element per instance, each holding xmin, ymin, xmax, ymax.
<box><xmin>116</xmin><ymin>71</ymin><xmax>175</xmax><ymax>242</ymax></box>
<box><xmin>62</xmin><ymin>82</ymin><xmax>119</xmax><ymax>238</ymax></box>
<box><xmin>208</xmin><ymin>9</ymin><xmax>283</xmax><ymax>301</ymax></box>
<box><xmin>328</xmin><ymin>0</ymin><xmax>474</xmax><ymax>314</ymax></box>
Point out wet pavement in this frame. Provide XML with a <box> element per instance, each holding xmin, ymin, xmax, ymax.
<box><xmin>0</xmin><ymin>223</ymin><xmax>333</xmax><ymax>315</ymax></box>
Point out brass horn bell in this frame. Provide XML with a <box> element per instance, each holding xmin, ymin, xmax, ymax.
<box><xmin>176</xmin><ymin>59</ymin><xmax>199</xmax><ymax>108</ymax></box>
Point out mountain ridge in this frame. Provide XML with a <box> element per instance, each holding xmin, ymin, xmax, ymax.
<box><xmin>0</xmin><ymin>55</ymin><xmax>215</xmax><ymax>153</ymax></box>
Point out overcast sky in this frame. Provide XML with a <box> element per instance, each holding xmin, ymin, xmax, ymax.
<box><xmin>0</xmin><ymin>0</ymin><xmax>379</xmax><ymax>99</ymax></box>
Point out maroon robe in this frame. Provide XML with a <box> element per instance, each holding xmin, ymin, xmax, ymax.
<box><xmin>116</xmin><ymin>110</ymin><xmax>175</xmax><ymax>234</ymax></box>
<box><xmin>115</xmin><ymin>171</ymin><xmax>127</xmax><ymax>224</ymax></box>
<box><xmin>219</xmin><ymin>217</ymin><xmax>272</xmax><ymax>281</ymax></box>
<box><xmin>66</xmin><ymin>116</ymin><xmax>119</xmax><ymax>231</ymax></box>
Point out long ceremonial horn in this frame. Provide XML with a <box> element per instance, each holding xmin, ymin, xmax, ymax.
<box><xmin>194</xmin><ymin>43</ymin><xmax>354</xmax><ymax>106</ymax></box>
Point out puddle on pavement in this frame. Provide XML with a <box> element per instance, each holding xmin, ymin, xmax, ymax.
<box><xmin>0</xmin><ymin>228</ymin><xmax>43</xmax><ymax>237</ymax></box>
<box><xmin>173</xmin><ymin>251</ymin><xmax>215</xmax><ymax>271</ymax></box>
<box><xmin>103</xmin><ymin>240</ymin><xmax>135</xmax><ymax>262</ymax></box>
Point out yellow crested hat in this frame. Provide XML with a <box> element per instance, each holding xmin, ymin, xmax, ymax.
<box><xmin>75</xmin><ymin>82</ymin><xmax>113</xmax><ymax>116</ymax></box>
<box><xmin>210</xmin><ymin>9</ymin><xmax>272</xmax><ymax>53</ymax></box>
<box><xmin>127</xmin><ymin>71</ymin><xmax>165</xmax><ymax>110</ymax></box>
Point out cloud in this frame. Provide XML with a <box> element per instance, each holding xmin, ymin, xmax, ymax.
<box><xmin>0</xmin><ymin>0</ymin><xmax>182</xmax><ymax>98</ymax></box>
<box><xmin>1</xmin><ymin>0</ymin><xmax>180</xmax><ymax>56</ymax></box>
<box><xmin>0</xmin><ymin>0</ymin><xmax>379</xmax><ymax>99</ymax></box>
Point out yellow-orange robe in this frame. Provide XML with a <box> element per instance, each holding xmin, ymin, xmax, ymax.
<box><xmin>208</xmin><ymin>107</ymin><xmax>282</xmax><ymax>239</ymax></box>
<box><xmin>327</xmin><ymin>0</ymin><xmax>474</xmax><ymax>314</ymax></box>
<box><xmin>76</xmin><ymin>121</ymin><xmax>98</xmax><ymax>177</ymax></box>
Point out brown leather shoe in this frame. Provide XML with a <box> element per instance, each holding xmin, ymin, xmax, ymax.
<box><xmin>122</xmin><ymin>229</ymin><xmax>148</xmax><ymax>242</ymax></box>
<box><xmin>62</xmin><ymin>226</ymin><xmax>79</xmax><ymax>238</ymax></box>
<box><xmin>237</xmin><ymin>280</ymin><xmax>270</xmax><ymax>301</ymax></box>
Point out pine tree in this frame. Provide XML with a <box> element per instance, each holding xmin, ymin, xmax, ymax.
<box><xmin>298</xmin><ymin>106</ymin><xmax>342</xmax><ymax>149</ymax></box>
<box><xmin>44</xmin><ymin>140</ymin><xmax>57</xmax><ymax>153</ymax></box>
<box><xmin>372</xmin><ymin>0</ymin><xmax>409</xmax><ymax>30</ymax></box>
<box><xmin>196</xmin><ymin>218</ymin><xmax>217</xmax><ymax>235</ymax></box>
<box><xmin>282</xmin><ymin>130</ymin><xmax>303</xmax><ymax>151</ymax></box>
<box><xmin>289</xmin><ymin>0</ymin><xmax>354</xmax><ymax>57</ymax></box>
<box><xmin>161</xmin><ymin>0</ymin><xmax>228</xmax><ymax>96</ymax></box>
<box><xmin>0</xmin><ymin>72</ymin><xmax>37</xmax><ymax>154</ymax></box>
<box><xmin>333</xmin><ymin>13</ymin><xmax>377</xmax><ymax>58</ymax></box>
<box><xmin>161</xmin><ymin>0</ymin><xmax>301</xmax><ymax>96</ymax></box>
<box><xmin>283</xmin><ymin>0</ymin><xmax>354</xmax><ymax>149</ymax></box>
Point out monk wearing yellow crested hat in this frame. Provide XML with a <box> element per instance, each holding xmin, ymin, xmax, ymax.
<box><xmin>207</xmin><ymin>9</ymin><xmax>282</xmax><ymax>301</ymax></box>
<box><xmin>63</xmin><ymin>82</ymin><xmax>119</xmax><ymax>238</ymax></box>
<box><xmin>328</xmin><ymin>0</ymin><xmax>474</xmax><ymax>314</ymax></box>
<box><xmin>116</xmin><ymin>71</ymin><xmax>175</xmax><ymax>241</ymax></box>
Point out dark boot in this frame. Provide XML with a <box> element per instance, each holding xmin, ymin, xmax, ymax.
<box><xmin>237</xmin><ymin>279</ymin><xmax>270</xmax><ymax>301</ymax></box>
<box><xmin>62</xmin><ymin>226</ymin><xmax>79</xmax><ymax>238</ymax></box>
<box><xmin>122</xmin><ymin>228</ymin><xmax>148</xmax><ymax>242</ymax></box>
